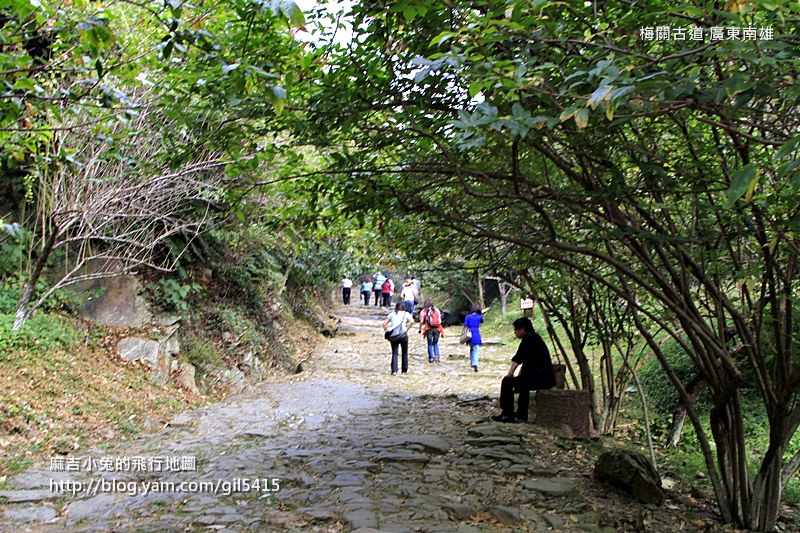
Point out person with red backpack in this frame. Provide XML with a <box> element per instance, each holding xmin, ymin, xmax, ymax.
<box><xmin>419</xmin><ymin>299</ymin><xmax>444</xmax><ymax>363</ymax></box>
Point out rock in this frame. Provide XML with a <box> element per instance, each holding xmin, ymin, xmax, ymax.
<box><xmin>543</xmin><ymin>514</ymin><xmax>566</xmax><ymax>529</ymax></box>
<box><xmin>0</xmin><ymin>490</ymin><xmax>59</xmax><ymax>503</ymax></box>
<box><xmin>160</xmin><ymin>324</ymin><xmax>181</xmax><ymax>356</ymax></box>
<box><xmin>117</xmin><ymin>337</ymin><xmax>160</xmax><ymax>365</ymax></box>
<box><xmin>295</xmin><ymin>360</ymin><xmax>310</xmax><ymax>374</ymax></box>
<box><xmin>442</xmin><ymin>504</ymin><xmax>473</xmax><ymax>520</ymax></box>
<box><xmin>374</xmin><ymin>434</ymin><xmax>451</xmax><ymax>454</ymax></box>
<box><xmin>344</xmin><ymin>509</ymin><xmax>379</xmax><ymax>529</ymax></box>
<box><xmin>9</xmin><ymin>470</ymin><xmax>76</xmax><ymax>489</ymax></box>
<box><xmin>66</xmin><ymin>493</ymin><xmax>119</xmax><ymax>521</ymax></box>
<box><xmin>375</xmin><ymin>451</ymin><xmax>430</xmax><ymax>463</ymax></box>
<box><xmin>466</xmin><ymin>424</ymin><xmax>506</xmax><ymax>437</ymax></box>
<box><xmin>4</xmin><ymin>506</ymin><xmax>57</xmax><ymax>522</ymax></box>
<box><xmin>528</xmin><ymin>465</ymin><xmax>560</xmax><ymax>478</ymax></box>
<box><xmin>466</xmin><ymin>436</ymin><xmax>520</xmax><ymax>446</ymax></box>
<box><xmin>520</xmin><ymin>477</ymin><xmax>579</xmax><ymax>497</ymax></box>
<box><xmin>489</xmin><ymin>506</ymin><xmax>520</xmax><ymax>525</ymax></box>
<box><xmin>167</xmin><ymin>412</ymin><xmax>193</xmax><ymax>427</ymax></box>
<box><xmin>299</xmin><ymin>507</ymin><xmax>336</xmax><ymax>520</ymax></box>
<box><xmin>178</xmin><ymin>361</ymin><xmax>201</xmax><ymax>395</ymax></box>
<box><xmin>594</xmin><ymin>448</ymin><xmax>665</xmax><ymax>505</ymax></box>
<box><xmin>77</xmin><ymin>272</ymin><xmax>152</xmax><ymax>327</ymax></box>
<box><xmin>326</xmin><ymin>473</ymin><xmax>365</xmax><ymax>487</ymax></box>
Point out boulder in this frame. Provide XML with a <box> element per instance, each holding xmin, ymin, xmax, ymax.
<box><xmin>594</xmin><ymin>448</ymin><xmax>665</xmax><ymax>505</ymax></box>
<box><xmin>178</xmin><ymin>362</ymin><xmax>201</xmax><ymax>395</ymax></box>
<box><xmin>117</xmin><ymin>337</ymin><xmax>159</xmax><ymax>365</ymax></box>
<box><xmin>77</xmin><ymin>272</ymin><xmax>152</xmax><ymax>327</ymax></box>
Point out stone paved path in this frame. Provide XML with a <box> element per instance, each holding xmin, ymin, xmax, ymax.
<box><xmin>0</xmin><ymin>303</ymin><xmax>626</xmax><ymax>533</ymax></box>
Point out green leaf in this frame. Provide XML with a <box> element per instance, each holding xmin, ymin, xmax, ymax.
<box><xmin>574</xmin><ymin>108</ymin><xmax>589</xmax><ymax>129</ymax></box>
<box><xmin>777</xmin><ymin>160</ymin><xmax>800</xmax><ymax>180</ymax></box>
<box><xmin>221</xmin><ymin>63</ymin><xmax>240</xmax><ymax>74</ymax></box>
<box><xmin>587</xmin><ymin>86</ymin><xmax>613</xmax><ymax>110</ymax></box>
<box><xmin>792</xmin><ymin>173</ymin><xmax>800</xmax><ymax>192</ymax></box>
<box><xmin>774</xmin><ymin>136</ymin><xmax>800</xmax><ymax>161</ymax></box>
<box><xmin>725</xmin><ymin>164</ymin><xmax>758</xmax><ymax>208</ymax></box>
<box><xmin>13</xmin><ymin>78</ymin><xmax>35</xmax><ymax>90</ymax></box>
<box><xmin>559</xmin><ymin>106</ymin><xmax>578</xmax><ymax>122</ymax></box>
<box><xmin>468</xmin><ymin>81</ymin><xmax>483</xmax><ymax>98</ymax></box>
<box><xmin>430</xmin><ymin>31</ymin><xmax>455</xmax><ymax>46</ymax></box>
<box><xmin>275</xmin><ymin>0</ymin><xmax>305</xmax><ymax>28</ymax></box>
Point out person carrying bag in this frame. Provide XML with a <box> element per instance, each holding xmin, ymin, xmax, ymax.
<box><xmin>419</xmin><ymin>299</ymin><xmax>444</xmax><ymax>363</ymax></box>
<box><xmin>382</xmin><ymin>301</ymin><xmax>414</xmax><ymax>375</ymax></box>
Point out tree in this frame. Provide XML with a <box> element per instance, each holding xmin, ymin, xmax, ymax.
<box><xmin>285</xmin><ymin>1</ymin><xmax>800</xmax><ymax>530</ymax></box>
<box><xmin>12</xmin><ymin>106</ymin><xmax>229</xmax><ymax>329</ymax></box>
<box><xmin>3</xmin><ymin>0</ymin><xmax>307</xmax><ymax>327</ymax></box>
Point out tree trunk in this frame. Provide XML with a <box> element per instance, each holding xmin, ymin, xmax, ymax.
<box><xmin>667</xmin><ymin>373</ymin><xmax>707</xmax><ymax>447</ymax></box>
<box><xmin>477</xmin><ymin>268</ymin><xmax>485</xmax><ymax>309</ymax></box>
<box><xmin>498</xmin><ymin>281</ymin><xmax>513</xmax><ymax>315</ymax></box>
<box><xmin>14</xmin><ymin>224</ymin><xmax>59</xmax><ymax>330</ymax></box>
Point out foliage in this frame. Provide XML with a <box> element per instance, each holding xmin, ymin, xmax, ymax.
<box><xmin>0</xmin><ymin>313</ymin><xmax>80</xmax><ymax>355</ymax></box>
<box><xmin>282</xmin><ymin>0</ymin><xmax>800</xmax><ymax>529</ymax></box>
<box><xmin>639</xmin><ymin>338</ymin><xmax>711</xmax><ymax>413</ymax></box>
<box><xmin>146</xmin><ymin>277</ymin><xmax>204</xmax><ymax>313</ymax></box>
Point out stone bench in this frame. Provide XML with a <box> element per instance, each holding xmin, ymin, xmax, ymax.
<box><xmin>522</xmin><ymin>364</ymin><xmax>592</xmax><ymax>437</ymax></box>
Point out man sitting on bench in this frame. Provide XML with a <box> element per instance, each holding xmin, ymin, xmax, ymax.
<box><xmin>492</xmin><ymin>317</ymin><xmax>556</xmax><ymax>423</ymax></box>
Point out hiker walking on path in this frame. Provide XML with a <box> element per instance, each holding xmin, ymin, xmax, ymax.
<box><xmin>419</xmin><ymin>299</ymin><xmax>443</xmax><ymax>363</ymax></box>
<box><xmin>381</xmin><ymin>277</ymin><xmax>393</xmax><ymax>307</ymax></box>
<box><xmin>492</xmin><ymin>317</ymin><xmax>556</xmax><ymax>423</ymax></box>
<box><xmin>373</xmin><ymin>272</ymin><xmax>386</xmax><ymax>306</ymax></box>
<box><xmin>411</xmin><ymin>275</ymin><xmax>421</xmax><ymax>306</ymax></box>
<box><xmin>382</xmin><ymin>301</ymin><xmax>414</xmax><ymax>375</ymax></box>
<box><xmin>463</xmin><ymin>304</ymin><xmax>484</xmax><ymax>372</ymax></box>
<box><xmin>341</xmin><ymin>276</ymin><xmax>353</xmax><ymax>305</ymax></box>
<box><xmin>360</xmin><ymin>277</ymin><xmax>373</xmax><ymax>306</ymax></box>
<box><xmin>401</xmin><ymin>279</ymin><xmax>417</xmax><ymax>315</ymax></box>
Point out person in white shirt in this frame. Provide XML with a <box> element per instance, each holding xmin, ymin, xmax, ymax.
<box><xmin>341</xmin><ymin>277</ymin><xmax>353</xmax><ymax>305</ymax></box>
<box><xmin>400</xmin><ymin>279</ymin><xmax>417</xmax><ymax>315</ymax></box>
<box><xmin>382</xmin><ymin>302</ymin><xmax>414</xmax><ymax>375</ymax></box>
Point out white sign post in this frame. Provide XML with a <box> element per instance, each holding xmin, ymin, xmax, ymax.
<box><xmin>520</xmin><ymin>298</ymin><xmax>534</xmax><ymax>318</ymax></box>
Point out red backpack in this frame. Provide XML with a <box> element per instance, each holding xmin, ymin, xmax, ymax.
<box><xmin>426</xmin><ymin>307</ymin><xmax>441</xmax><ymax>328</ymax></box>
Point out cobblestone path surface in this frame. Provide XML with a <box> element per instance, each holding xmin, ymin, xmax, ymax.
<box><xmin>0</xmin><ymin>304</ymin><xmax>640</xmax><ymax>533</ymax></box>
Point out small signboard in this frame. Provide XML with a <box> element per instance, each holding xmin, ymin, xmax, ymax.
<box><xmin>520</xmin><ymin>298</ymin><xmax>534</xmax><ymax>310</ymax></box>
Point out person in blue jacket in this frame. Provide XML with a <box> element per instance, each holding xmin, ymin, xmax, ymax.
<box><xmin>463</xmin><ymin>304</ymin><xmax>483</xmax><ymax>372</ymax></box>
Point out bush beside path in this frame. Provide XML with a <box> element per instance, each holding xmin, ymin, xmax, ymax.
<box><xmin>0</xmin><ymin>304</ymin><xmax>767</xmax><ymax>532</ymax></box>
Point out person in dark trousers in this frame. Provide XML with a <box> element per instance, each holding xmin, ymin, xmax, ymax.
<box><xmin>341</xmin><ymin>276</ymin><xmax>353</xmax><ymax>305</ymax></box>
<box><xmin>360</xmin><ymin>277</ymin><xmax>373</xmax><ymax>306</ymax></box>
<box><xmin>382</xmin><ymin>301</ymin><xmax>414</xmax><ymax>375</ymax></box>
<box><xmin>492</xmin><ymin>317</ymin><xmax>556</xmax><ymax>423</ymax></box>
<box><xmin>381</xmin><ymin>278</ymin><xmax>393</xmax><ymax>307</ymax></box>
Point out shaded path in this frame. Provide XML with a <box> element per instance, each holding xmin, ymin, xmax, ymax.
<box><xmin>1</xmin><ymin>304</ymin><xmax>658</xmax><ymax>532</ymax></box>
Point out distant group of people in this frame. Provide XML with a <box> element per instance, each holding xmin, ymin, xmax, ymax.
<box><xmin>344</xmin><ymin>271</ymin><xmax>556</xmax><ymax>424</ymax></box>
<box><xmin>344</xmin><ymin>273</ymin><xmax>421</xmax><ymax>309</ymax></box>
